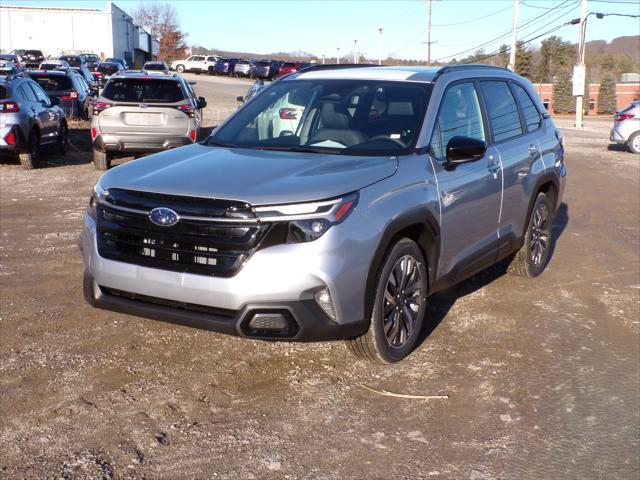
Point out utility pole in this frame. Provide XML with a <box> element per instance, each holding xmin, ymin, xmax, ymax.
<box><xmin>336</xmin><ymin>47</ymin><xmax>340</xmax><ymax>64</ymax></box>
<box><xmin>322</xmin><ymin>54</ymin><xmax>325</xmax><ymax>64</ymax></box>
<box><xmin>575</xmin><ymin>0</ymin><xmax>588</xmax><ymax>128</ymax></box>
<box><xmin>353</xmin><ymin>39</ymin><xmax>358</xmax><ymax>64</ymax></box>
<box><xmin>508</xmin><ymin>0</ymin><xmax>520</xmax><ymax>71</ymax></box>
<box><xmin>427</xmin><ymin>0</ymin><xmax>433</xmax><ymax>65</ymax></box>
<box><xmin>377</xmin><ymin>27</ymin><xmax>383</xmax><ymax>65</ymax></box>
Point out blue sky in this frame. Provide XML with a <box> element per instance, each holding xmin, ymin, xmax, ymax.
<box><xmin>5</xmin><ymin>0</ymin><xmax>640</xmax><ymax>60</ymax></box>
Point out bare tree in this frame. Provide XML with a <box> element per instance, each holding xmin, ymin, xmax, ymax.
<box><xmin>133</xmin><ymin>2</ymin><xmax>186</xmax><ymax>61</ymax></box>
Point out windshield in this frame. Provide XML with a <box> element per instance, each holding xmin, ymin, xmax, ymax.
<box><xmin>208</xmin><ymin>79</ymin><xmax>432</xmax><ymax>156</ymax></box>
<box><xmin>144</xmin><ymin>63</ymin><xmax>166</xmax><ymax>71</ymax></box>
<box><xmin>98</xmin><ymin>64</ymin><xmax>119</xmax><ymax>74</ymax></box>
<box><xmin>102</xmin><ymin>78</ymin><xmax>185</xmax><ymax>103</ymax></box>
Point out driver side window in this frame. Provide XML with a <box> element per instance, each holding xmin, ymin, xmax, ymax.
<box><xmin>430</xmin><ymin>82</ymin><xmax>485</xmax><ymax>161</ymax></box>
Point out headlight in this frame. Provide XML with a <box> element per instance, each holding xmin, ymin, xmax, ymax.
<box><xmin>254</xmin><ymin>192</ymin><xmax>359</xmax><ymax>243</ymax></box>
<box><xmin>86</xmin><ymin>183</ymin><xmax>106</xmax><ymax>220</ymax></box>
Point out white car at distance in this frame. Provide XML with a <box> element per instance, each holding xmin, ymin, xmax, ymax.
<box><xmin>170</xmin><ymin>55</ymin><xmax>218</xmax><ymax>74</ymax></box>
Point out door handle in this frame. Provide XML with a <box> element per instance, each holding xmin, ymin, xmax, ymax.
<box><xmin>487</xmin><ymin>154</ymin><xmax>500</xmax><ymax>177</ymax></box>
<box><xmin>528</xmin><ymin>144</ymin><xmax>538</xmax><ymax>157</ymax></box>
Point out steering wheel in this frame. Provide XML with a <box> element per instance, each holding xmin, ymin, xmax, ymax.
<box><xmin>368</xmin><ymin>135</ymin><xmax>406</xmax><ymax>147</ymax></box>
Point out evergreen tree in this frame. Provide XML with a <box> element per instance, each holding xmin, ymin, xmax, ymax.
<box><xmin>552</xmin><ymin>69</ymin><xmax>574</xmax><ymax>114</ymax></box>
<box><xmin>515</xmin><ymin>42</ymin><xmax>533</xmax><ymax>81</ymax></box>
<box><xmin>535</xmin><ymin>36</ymin><xmax>577</xmax><ymax>83</ymax></box>
<box><xmin>597</xmin><ymin>73</ymin><xmax>617</xmax><ymax>114</ymax></box>
<box><xmin>497</xmin><ymin>44</ymin><xmax>509</xmax><ymax>68</ymax></box>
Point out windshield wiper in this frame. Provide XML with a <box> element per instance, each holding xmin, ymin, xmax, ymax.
<box><xmin>254</xmin><ymin>145</ymin><xmax>343</xmax><ymax>155</ymax></box>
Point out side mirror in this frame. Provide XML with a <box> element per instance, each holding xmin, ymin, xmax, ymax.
<box><xmin>445</xmin><ymin>136</ymin><xmax>486</xmax><ymax>165</ymax></box>
<box><xmin>197</xmin><ymin>96</ymin><xmax>207</xmax><ymax>109</ymax></box>
<box><xmin>236</xmin><ymin>95</ymin><xmax>245</xmax><ymax>103</ymax></box>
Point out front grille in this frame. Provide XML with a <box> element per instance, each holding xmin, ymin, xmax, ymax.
<box><xmin>97</xmin><ymin>189</ymin><xmax>272</xmax><ymax>277</ymax></box>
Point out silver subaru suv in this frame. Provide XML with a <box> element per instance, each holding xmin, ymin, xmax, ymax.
<box><xmin>80</xmin><ymin>65</ymin><xmax>566</xmax><ymax>363</ymax></box>
<box><xmin>90</xmin><ymin>71</ymin><xmax>207</xmax><ymax>170</ymax></box>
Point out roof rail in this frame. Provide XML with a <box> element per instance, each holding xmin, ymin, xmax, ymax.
<box><xmin>0</xmin><ymin>71</ymin><xmax>26</xmax><ymax>81</ymax></box>
<box><xmin>298</xmin><ymin>63</ymin><xmax>380</xmax><ymax>73</ymax></box>
<box><xmin>433</xmin><ymin>64</ymin><xmax>509</xmax><ymax>81</ymax></box>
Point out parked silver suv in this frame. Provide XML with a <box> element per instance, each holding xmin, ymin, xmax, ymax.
<box><xmin>610</xmin><ymin>101</ymin><xmax>640</xmax><ymax>154</ymax></box>
<box><xmin>91</xmin><ymin>71</ymin><xmax>207</xmax><ymax>170</ymax></box>
<box><xmin>80</xmin><ymin>65</ymin><xmax>566</xmax><ymax>363</ymax></box>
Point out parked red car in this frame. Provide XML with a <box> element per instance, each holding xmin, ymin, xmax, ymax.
<box><xmin>277</xmin><ymin>62</ymin><xmax>302</xmax><ymax>77</ymax></box>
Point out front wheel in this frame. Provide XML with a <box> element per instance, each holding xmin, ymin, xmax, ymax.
<box><xmin>346</xmin><ymin>238</ymin><xmax>428</xmax><ymax>363</ymax></box>
<box><xmin>55</xmin><ymin>121</ymin><xmax>68</xmax><ymax>155</ymax></box>
<box><xmin>507</xmin><ymin>192</ymin><xmax>553</xmax><ymax>277</ymax></box>
<box><xmin>628</xmin><ymin>132</ymin><xmax>640</xmax><ymax>154</ymax></box>
<box><xmin>176</xmin><ymin>65</ymin><xmax>185</xmax><ymax>73</ymax></box>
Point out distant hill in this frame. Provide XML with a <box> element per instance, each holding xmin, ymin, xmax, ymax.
<box><xmin>585</xmin><ymin>36</ymin><xmax>639</xmax><ymax>62</ymax></box>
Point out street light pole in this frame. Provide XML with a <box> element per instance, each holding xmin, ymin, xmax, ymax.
<box><xmin>575</xmin><ymin>0</ymin><xmax>588</xmax><ymax>128</ymax></box>
<box><xmin>377</xmin><ymin>27</ymin><xmax>383</xmax><ymax>65</ymax></box>
<box><xmin>508</xmin><ymin>0</ymin><xmax>520</xmax><ymax>71</ymax></box>
<box><xmin>353</xmin><ymin>39</ymin><xmax>358</xmax><ymax>64</ymax></box>
<box><xmin>336</xmin><ymin>47</ymin><xmax>340</xmax><ymax>64</ymax></box>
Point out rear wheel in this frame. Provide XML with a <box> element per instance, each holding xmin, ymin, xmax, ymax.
<box><xmin>346</xmin><ymin>238</ymin><xmax>428</xmax><ymax>363</ymax></box>
<box><xmin>19</xmin><ymin>130</ymin><xmax>40</xmax><ymax>169</ymax></box>
<box><xmin>628</xmin><ymin>131</ymin><xmax>640</xmax><ymax>154</ymax></box>
<box><xmin>55</xmin><ymin>121</ymin><xmax>68</xmax><ymax>155</ymax></box>
<box><xmin>93</xmin><ymin>148</ymin><xmax>111</xmax><ymax>170</ymax></box>
<box><xmin>507</xmin><ymin>192</ymin><xmax>553</xmax><ymax>277</ymax></box>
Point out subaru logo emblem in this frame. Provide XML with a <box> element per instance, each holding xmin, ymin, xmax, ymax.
<box><xmin>148</xmin><ymin>207</ymin><xmax>179</xmax><ymax>227</ymax></box>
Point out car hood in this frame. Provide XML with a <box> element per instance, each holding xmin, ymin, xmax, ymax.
<box><xmin>98</xmin><ymin>144</ymin><xmax>398</xmax><ymax>205</ymax></box>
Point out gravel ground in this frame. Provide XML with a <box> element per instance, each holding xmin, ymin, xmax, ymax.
<box><xmin>0</xmin><ymin>76</ymin><xmax>638</xmax><ymax>479</ymax></box>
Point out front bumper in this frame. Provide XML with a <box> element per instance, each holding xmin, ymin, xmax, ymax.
<box><xmin>93</xmin><ymin>133</ymin><xmax>194</xmax><ymax>154</ymax></box>
<box><xmin>79</xmin><ymin>212</ymin><xmax>377</xmax><ymax>341</ymax></box>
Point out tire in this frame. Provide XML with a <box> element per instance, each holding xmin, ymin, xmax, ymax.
<box><xmin>19</xmin><ymin>130</ymin><xmax>40</xmax><ymax>170</ymax></box>
<box><xmin>176</xmin><ymin>65</ymin><xmax>185</xmax><ymax>73</ymax></box>
<box><xmin>55</xmin><ymin>121</ymin><xmax>68</xmax><ymax>155</ymax></box>
<box><xmin>628</xmin><ymin>131</ymin><xmax>640</xmax><ymax>154</ymax></box>
<box><xmin>346</xmin><ymin>238</ymin><xmax>428</xmax><ymax>363</ymax></box>
<box><xmin>507</xmin><ymin>192</ymin><xmax>553</xmax><ymax>278</ymax></box>
<box><xmin>93</xmin><ymin>148</ymin><xmax>111</xmax><ymax>170</ymax></box>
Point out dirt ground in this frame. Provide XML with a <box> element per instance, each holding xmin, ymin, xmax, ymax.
<box><xmin>1</xmin><ymin>75</ymin><xmax>638</xmax><ymax>480</ymax></box>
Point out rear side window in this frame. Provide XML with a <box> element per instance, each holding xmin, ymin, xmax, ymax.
<box><xmin>430</xmin><ymin>82</ymin><xmax>485</xmax><ymax>161</ymax></box>
<box><xmin>0</xmin><ymin>86</ymin><xmax>7</xmax><ymax>99</ymax></box>
<box><xmin>102</xmin><ymin>79</ymin><xmax>185</xmax><ymax>103</ymax></box>
<box><xmin>480</xmin><ymin>81</ymin><xmax>523</xmax><ymax>142</ymax></box>
<box><xmin>511</xmin><ymin>83</ymin><xmax>541</xmax><ymax>132</ymax></box>
<box><xmin>29</xmin><ymin>74</ymin><xmax>72</xmax><ymax>91</ymax></box>
<box><xmin>18</xmin><ymin>85</ymin><xmax>37</xmax><ymax>102</ymax></box>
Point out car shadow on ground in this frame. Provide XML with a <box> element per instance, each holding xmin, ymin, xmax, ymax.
<box><xmin>415</xmin><ymin>202</ymin><xmax>569</xmax><ymax>349</ymax></box>
<box><xmin>607</xmin><ymin>143</ymin><xmax>629</xmax><ymax>153</ymax></box>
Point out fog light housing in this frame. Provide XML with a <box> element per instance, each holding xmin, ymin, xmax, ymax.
<box><xmin>315</xmin><ymin>288</ymin><xmax>336</xmax><ymax>320</ymax></box>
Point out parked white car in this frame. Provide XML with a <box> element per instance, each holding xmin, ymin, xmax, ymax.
<box><xmin>170</xmin><ymin>55</ymin><xmax>218</xmax><ymax>74</ymax></box>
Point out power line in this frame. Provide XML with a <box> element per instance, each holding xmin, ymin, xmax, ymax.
<box><xmin>431</xmin><ymin>4</ymin><xmax>513</xmax><ymax>27</ymax></box>
<box><xmin>432</xmin><ymin>0</ymin><xmax>578</xmax><ymax>62</ymax></box>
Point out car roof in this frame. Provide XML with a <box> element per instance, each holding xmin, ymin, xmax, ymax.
<box><xmin>292</xmin><ymin>64</ymin><xmax>510</xmax><ymax>83</ymax></box>
<box><xmin>110</xmin><ymin>71</ymin><xmax>181</xmax><ymax>81</ymax></box>
<box><xmin>29</xmin><ymin>69</ymin><xmax>75</xmax><ymax>76</ymax></box>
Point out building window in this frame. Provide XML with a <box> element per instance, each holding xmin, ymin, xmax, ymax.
<box><xmin>588</xmin><ymin>99</ymin><xmax>595</xmax><ymax>111</ymax></box>
<box><xmin>542</xmin><ymin>99</ymin><xmax>550</xmax><ymax>111</ymax></box>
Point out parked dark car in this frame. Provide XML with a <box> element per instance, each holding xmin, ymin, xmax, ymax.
<box><xmin>28</xmin><ymin>70</ymin><xmax>92</xmax><ymax>119</ymax></box>
<box><xmin>80</xmin><ymin>54</ymin><xmax>101</xmax><ymax>71</ymax></box>
<box><xmin>211</xmin><ymin>58</ymin><xmax>239</xmax><ymax>76</ymax></box>
<box><xmin>59</xmin><ymin>55</ymin><xmax>86</xmax><ymax>68</ymax></box>
<box><xmin>0</xmin><ymin>73</ymin><xmax>68</xmax><ymax>169</ymax></box>
<box><xmin>61</xmin><ymin>65</ymin><xmax>97</xmax><ymax>92</ymax></box>
<box><xmin>94</xmin><ymin>62</ymin><xmax>124</xmax><ymax>88</ymax></box>
<box><xmin>253</xmin><ymin>60</ymin><xmax>280</xmax><ymax>80</ymax></box>
<box><xmin>0</xmin><ymin>54</ymin><xmax>25</xmax><ymax>71</ymax></box>
<box><xmin>105</xmin><ymin>58</ymin><xmax>129</xmax><ymax>70</ymax></box>
<box><xmin>12</xmin><ymin>50</ymin><xmax>44</xmax><ymax>69</ymax></box>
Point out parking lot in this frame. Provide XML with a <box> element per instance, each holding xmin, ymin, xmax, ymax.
<box><xmin>0</xmin><ymin>74</ymin><xmax>638</xmax><ymax>479</ymax></box>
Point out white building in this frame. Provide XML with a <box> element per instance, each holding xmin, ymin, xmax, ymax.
<box><xmin>0</xmin><ymin>1</ymin><xmax>154</xmax><ymax>67</ymax></box>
